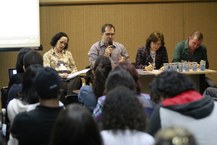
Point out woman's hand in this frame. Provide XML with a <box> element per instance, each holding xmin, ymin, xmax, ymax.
<box><xmin>59</xmin><ymin>73</ymin><xmax>68</xmax><ymax>78</ymax></box>
<box><xmin>144</xmin><ymin>63</ymin><xmax>154</xmax><ymax>71</ymax></box>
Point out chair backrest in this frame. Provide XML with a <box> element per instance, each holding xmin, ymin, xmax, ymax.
<box><xmin>1</xmin><ymin>87</ymin><xmax>8</xmax><ymax>109</ymax></box>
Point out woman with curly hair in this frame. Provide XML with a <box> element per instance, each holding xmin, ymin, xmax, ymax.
<box><xmin>101</xmin><ymin>86</ymin><xmax>154</xmax><ymax>145</ymax></box>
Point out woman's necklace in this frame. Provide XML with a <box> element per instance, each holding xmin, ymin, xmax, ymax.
<box><xmin>150</xmin><ymin>50</ymin><xmax>156</xmax><ymax>69</ymax></box>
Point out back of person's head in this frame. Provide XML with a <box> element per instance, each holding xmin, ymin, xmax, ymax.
<box><xmin>146</xmin><ymin>31</ymin><xmax>165</xmax><ymax>48</ymax></box>
<box><xmin>101</xmin><ymin>86</ymin><xmax>146</xmax><ymax>131</ymax></box>
<box><xmin>118</xmin><ymin>62</ymin><xmax>141</xmax><ymax>94</ymax></box>
<box><xmin>34</xmin><ymin>67</ymin><xmax>60</xmax><ymax>100</ymax></box>
<box><xmin>101</xmin><ymin>23</ymin><xmax>115</xmax><ymax>33</ymax></box>
<box><xmin>23</xmin><ymin>50</ymin><xmax>43</xmax><ymax>70</ymax></box>
<box><xmin>93</xmin><ymin>56</ymin><xmax>112</xmax><ymax>99</ymax></box>
<box><xmin>16</xmin><ymin>47</ymin><xmax>32</xmax><ymax>73</ymax></box>
<box><xmin>155</xmin><ymin>126</ymin><xmax>198</xmax><ymax>145</ymax></box>
<box><xmin>105</xmin><ymin>67</ymin><xmax>136</xmax><ymax>94</ymax></box>
<box><xmin>20</xmin><ymin>64</ymin><xmax>43</xmax><ymax>104</ymax></box>
<box><xmin>50</xmin><ymin>104</ymin><xmax>103</xmax><ymax>145</ymax></box>
<box><xmin>50</xmin><ymin>32</ymin><xmax>69</xmax><ymax>50</ymax></box>
<box><xmin>150</xmin><ymin>71</ymin><xmax>195</xmax><ymax>103</ymax></box>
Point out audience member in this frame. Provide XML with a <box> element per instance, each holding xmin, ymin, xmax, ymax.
<box><xmin>7</xmin><ymin>64</ymin><xmax>42</xmax><ymax>145</ymax></box>
<box><xmin>11</xmin><ymin>67</ymin><xmax>63</xmax><ymax>145</ymax></box>
<box><xmin>148</xmin><ymin>71</ymin><xmax>217</xmax><ymax>145</ymax></box>
<box><xmin>101</xmin><ymin>86</ymin><xmax>155</xmax><ymax>145</ymax></box>
<box><xmin>118</xmin><ymin>62</ymin><xmax>156</xmax><ymax>118</ymax></box>
<box><xmin>7</xmin><ymin>50</ymin><xmax>43</xmax><ymax>105</ymax></box>
<box><xmin>155</xmin><ymin>126</ymin><xmax>198</xmax><ymax>145</ymax></box>
<box><xmin>50</xmin><ymin>104</ymin><xmax>103</xmax><ymax>145</ymax></box>
<box><xmin>7</xmin><ymin>64</ymin><xmax>42</xmax><ymax>123</ymax></box>
<box><xmin>43</xmin><ymin>32</ymin><xmax>82</xmax><ymax>101</ymax></box>
<box><xmin>92</xmin><ymin>67</ymin><xmax>136</xmax><ymax>121</ymax></box>
<box><xmin>172</xmin><ymin>31</ymin><xmax>209</xmax><ymax>68</ymax></box>
<box><xmin>135</xmin><ymin>31</ymin><xmax>168</xmax><ymax>70</ymax></box>
<box><xmin>5</xmin><ymin>50</ymin><xmax>43</xmax><ymax>142</ymax></box>
<box><xmin>78</xmin><ymin>56</ymin><xmax>112</xmax><ymax>113</ymax></box>
<box><xmin>7</xmin><ymin>48</ymin><xmax>32</xmax><ymax>101</ymax></box>
<box><xmin>88</xmin><ymin>23</ymin><xmax>130</xmax><ymax>67</ymax></box>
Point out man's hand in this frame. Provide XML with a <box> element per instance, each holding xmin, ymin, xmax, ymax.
<box><xmin>104</xmin><ymin>46</ymin><xmax>113</xmax><ymax>57</ymax></box>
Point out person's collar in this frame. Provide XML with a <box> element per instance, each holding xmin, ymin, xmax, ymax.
<box><xmin>162</xmin><ymin>90</ymin><xmax>203</xmax><ymax>106</ymax></box>
<box><xmin>99</xmin><ymin>40</ymin><xmax>116</xmax><ymax>48</ymax></box>
<box><xmin>52</xmin><ymin>47</ymin><xmax>65</xmax><ymax>54</ymax></box>
<box><xmin>184</xmin><ymin>39</ymin><xmax>189</xmax><ymax>50</ymax></box>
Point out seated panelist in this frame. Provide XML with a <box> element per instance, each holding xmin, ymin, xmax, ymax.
<box><xmin>135</xmin><ymin>31</ymin><xmax>169</xmax><ymax>71</ymax></box>
<box><xmin>43</xmin><ymin>32</ymin><xmax>82</xmax><ymax>98</ymax></box>
<box><xmin>172</xmin><ymin>31</ymin><xmax>209</xmax><ymax>69</ymax></box>
<box><xmin>88</xmin><ymin>23</ymin><xmax>130</xmax><ymax>68</ymax></box>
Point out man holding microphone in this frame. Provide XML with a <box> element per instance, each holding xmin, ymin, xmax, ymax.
<box><xmin>88</xmin><ymin>23</ymin><xmax>130</xmax><ymax>68</ymax></box>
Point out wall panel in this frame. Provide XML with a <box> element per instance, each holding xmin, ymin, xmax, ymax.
<box><xmin>0</xmin><ymin>1</ymin><xmax>217</xmax><ymax>89</ymax></box>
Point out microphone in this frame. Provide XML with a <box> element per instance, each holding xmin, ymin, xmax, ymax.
<box><xmin>108</xmin><ymin>40</ymin><xmax>115</xmax><ymax>48</ymax></box>
<box><xmin>108</xmin><ymin>40</ymin><xmax>114</xmax><ymax>57</ymax></box>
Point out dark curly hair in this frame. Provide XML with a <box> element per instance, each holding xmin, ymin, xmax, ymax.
<box><xmin>50</xmin><ymin>32</ymin><xmax>69</xmax><ymax>50</ymax></box>
<box><xmin>101</xmin><ymin>86</ymin><xmax>147</xmax><ymax>132</ymax></box>
<box><xmin>150</xmin><ymin>71</ymin><xmax>196</xmax><ymax>103</ymax></box>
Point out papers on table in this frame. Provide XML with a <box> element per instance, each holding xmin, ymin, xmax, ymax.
<box><xmin>65</xmin><ymin>68</ymin><xmax>90</xmax><ymax>81</ymax></box>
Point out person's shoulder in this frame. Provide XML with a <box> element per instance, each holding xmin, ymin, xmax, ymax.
<box><xmin>138</xmin><ymin>46</ymin><xmax>146</xmax><ymax>50</ymax></box>
<box><xmin>8</xmin><ymin>98</ymin><xmax>22</xmax><ymax>107</ymax></box>
<box><xmin>64</xmin><ymin>50</ymin><xmax>72</xmax><ymax>55</ymax></box>
<box><xmin>90</xmin><ymin>41</ymin><xmax>100</xmax><ymax>48</ymax></box>
<box><xmin>174</xmin><ymin>40</ymin><xmax>186</xmax><ymax>50</ymax></box>
<box><xmin>79</xmin><ymin>85</ymin><xmax>93</xmax><ymax>98</ymax></box>
<box><xmin>176</xmin><ymin>40</ymin><xmax>186</xmax><ymax>45</ymax></box>
<box><xmin>13</xmin><ymin>110</ymin><xmax>33</xmax><ymax>123</ymax></box>
<box><xmin>200</xmin><ymin>44</ymin><xmax>207</xmax><ymax>49</ymax></box>
<box><xmin>9</xmin><ymin>83</ymin><xmax>22</xmax><ymax>93</ymax></box>
<box><xmin>114</xmin><ymin>41</ymin><xmax>125</xmax><ymax>48</ymax></box>
<box><xmin>43</xmin><ymin>48</ymin><xmax>53</xmax><ymax>56</ymax></box>
<box><xmin>80</xmin><ymin>85</ymin><xmax>93</xmax><ymax>92</ymax></box>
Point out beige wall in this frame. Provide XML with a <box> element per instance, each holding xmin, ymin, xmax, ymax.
<box><xmin>1</xmin><ymin>1</ymin><xmax>217</xmax><ymax>89</ymax></box>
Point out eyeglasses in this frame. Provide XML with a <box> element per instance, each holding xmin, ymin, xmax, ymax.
<box><xmin>58</xmin><ymin>41</ymin><xmax>67</xmax><ymax>46</ymax></box>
